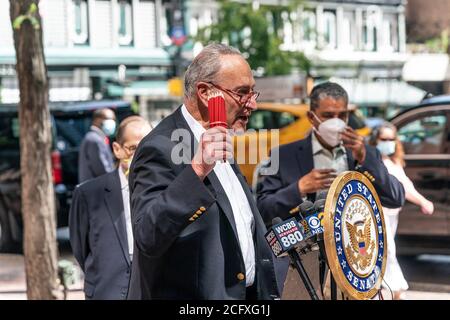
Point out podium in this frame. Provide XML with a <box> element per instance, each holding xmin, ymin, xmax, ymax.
<box><xmin>281</xmin><ymin>171</ymin><xmax>388</xmax><ymax>300</ymax></box>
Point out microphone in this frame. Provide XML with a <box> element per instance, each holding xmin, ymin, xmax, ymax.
<box><xmin>265</xmin><ymin>217</ymin><xmax>305</xmax><ymax>257</ymax></box>
<box><xmin>298</xmin><ymin>200</ymin><xmax>314</xmax><ymax>219</ymax></box>
<box><xmin>266</xmin><ymin>217</ymin><xmax>320</xmax><ymax>300</ymax></box>
<box><xmin>313</xmin><ymin>192</ymin><xmax>329</xmax><ymax>297</ymax></box>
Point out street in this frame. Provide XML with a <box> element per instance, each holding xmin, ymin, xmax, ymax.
<box><xmin>0</xmin><ymin>230</ymin><xmax>449</xmax><ymax>300</ymax></box>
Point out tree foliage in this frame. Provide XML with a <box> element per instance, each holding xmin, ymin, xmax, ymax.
<box><xmin>195</xmin><ymin>0</ymin><xmax>310</xmax><ymax>76</ymax></box>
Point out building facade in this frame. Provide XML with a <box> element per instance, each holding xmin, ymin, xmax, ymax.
<box><xmin>403</xmin><ymin>0</ymin><xmax>450</xmax><ymax>95</ymax></box>
<box><xmin>185</xmin><ymin>0</ymin><xmax>423</xmax><ymax>116</ymax></box>
<box><xmin>0</xmin><ymin>0</ymin><xmax>181</xmax><ymax>121</ymax></box>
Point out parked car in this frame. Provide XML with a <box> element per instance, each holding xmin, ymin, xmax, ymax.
<box><xmin>235</xmin><ymin>102</ymin><xmax>370</xmax><ymax>185</ymax></box>
<box><xmin>390</xmin><ymin>95</ymin><xmax>450</xmax><ymax>254</ymax></box>
<box><xmin>0</xmin><ymin>100</ymin><xmax>136</xmax><ymax>252</ymax></box>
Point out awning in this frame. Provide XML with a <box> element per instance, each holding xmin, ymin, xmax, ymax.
<box><xmin>328</xmin><ymin>78</ymin><xmax>427</xmax><ymax>106</ymax></box>
<box><xmin>0</xmin><ymin>47</ymin><xmax>171</xmax><ymax>66</ymax></box>
<box><xmin>106</xmin><ymin>80</ymin><xmax>179</xmax><ymax>100</ymax></box>
<box><xmin>403</xmin><ymin>54</ymin><xmax>450</xmax><ymax>82</ymax></box>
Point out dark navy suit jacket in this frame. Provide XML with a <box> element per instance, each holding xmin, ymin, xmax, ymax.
<box><xmin>127</xmin><ymin>107</ymin><xmax>280</xmax><ymax>300</ymax></box>
<box><xmin>257</xmin><ymin>134</ymin><xmax>406</xmax><ymax>294</ymax></box>
<box><xmin>257</xmin><ymin>134</ymin><xmax>405</xmax><ymax>223</ymax></box>
<box><xmin>69</xmin><ymin>169</ymin><xmax>131</xmax><ymax>300</ymax></box>
<box><xmin>78</xmin><ymin>128</ymin><xmax>115</xmax><ymax>183</ymax></box>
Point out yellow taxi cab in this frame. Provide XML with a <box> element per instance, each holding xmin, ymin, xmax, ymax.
<box><xmin>233</xmin><ymin>102</ymin><xmax>370</xmax><ymax>185</ymax></box>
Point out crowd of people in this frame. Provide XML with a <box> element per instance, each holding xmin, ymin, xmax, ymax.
<box><xmin>69</xmin><ymin>43</ymin><xmax>434</xmax><ymax>300</ymax></box>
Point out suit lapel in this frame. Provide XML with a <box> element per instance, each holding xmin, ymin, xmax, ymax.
<box><xmin>206</xmin><ymin>171</ymin><xmax>239</xmax><ymax>240</ymax></box>
<box><xmin>296</xmin><ymin>134</ymin><xmax>314</xmax><ymax>177</ymax></box>
<box><xmin>104</xmin><ymin>170</ymin><xmax>131</xmax><ymax>266</ymax></box>
<box><xmin>346</xmin><ymin>149</ymin><xmax>356</xmax><ymax>170</ymax></box>
<box><xmin>173</xmin><ymin>107</ymin><xmax>240</xmax><ymax>242</ymax></box>
<box><xmin>231</xmin><ymin>163</ymin><xmax>258</xmax><ymax>221</ymax></box>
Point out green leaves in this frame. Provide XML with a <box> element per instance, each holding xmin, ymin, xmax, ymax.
<box><xmin>13</xmin><ymin>2</ymin><xmax>40</xmax><ymax>30</ymax></box>
<box><xmin>194</xmin><ymin>0</ymin><xmax>310</xmax><ymax>76</ymax></box>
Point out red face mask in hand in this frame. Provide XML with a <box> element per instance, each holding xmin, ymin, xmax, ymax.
<box><xmin>208</xmin><ymin>91</ymin><xmax>227</xmax><ymax>129</ymax></box>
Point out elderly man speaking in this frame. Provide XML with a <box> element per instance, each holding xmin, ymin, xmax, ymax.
<box><xmin>127</xmin><ymin>44</ymin><xmax>280</xmax><ymax>300</ymax></box>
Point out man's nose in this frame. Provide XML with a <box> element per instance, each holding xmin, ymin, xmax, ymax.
<box><xmin>245</xmin><ymin>98</ymin><xmax>257</xmax><ymax>110</ymax></box>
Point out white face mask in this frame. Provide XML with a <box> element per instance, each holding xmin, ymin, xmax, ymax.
<box><xmin>311</xmin><ymin>112</ymin><xmax>347</xmax><ymax>147</ymax></box>
<box><xmin>102</xmin><ymin>119</ymin><xmax>116</xmax><ymax>137</ymax></box>
<box><xmin>376</xmin><ymin>141</ymin><xmax>396</xmax><ymax>156</ymax></box>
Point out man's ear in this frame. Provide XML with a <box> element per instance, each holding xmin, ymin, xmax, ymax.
<box><xmin>307</xmin><ymin>111</ymin><xmax>315</xmax><ymax>125</ymax></box>
<box><xmin>112</xmin><ymin>141</ymin><xmax>123</xmax><ymax>159</ymax></box>
<box><xmin>196</xmin><ymin>82</ymin><xmax>210</xmax><ymax>106</ymax></box>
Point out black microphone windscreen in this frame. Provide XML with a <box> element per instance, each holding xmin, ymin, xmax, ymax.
<box><xmin>313</xmin><ymin>199</ymin><xmax>326</xmax><ymax>211</ymax></box>
<box><xmin>299</xmin><ymin>200</ymin><xmax>314</xmax><ymax>213</ymax></box>
<box><xmin>272</xmin><ymin>217</ymin><xmax>283</xmax><ymax>226</ymax></box>
<box><xmin>316</xmin><ymin>190</ymin><xmax>328</xmax><ymax>201</ymax></box>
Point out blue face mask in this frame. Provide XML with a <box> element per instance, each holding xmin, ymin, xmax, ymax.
<box><xmin>102</xmin><ymin>119</ymin><xmax>116</xmax><ymax>137</ymax></box>
<box><xmin>376</xmin><ymin>140</ymin><xmax>396</xmax><ymax>156</ymax></box>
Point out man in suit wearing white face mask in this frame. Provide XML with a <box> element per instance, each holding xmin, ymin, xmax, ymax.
<box><xmin>78</xmin><ymin>108</ymin><xmax>117</xmax><ymax>183</ymax></box>
<box><xmin>257</xmin><ymin>81</ymin><xmax>405</xmax><ymax>299</ymax></box>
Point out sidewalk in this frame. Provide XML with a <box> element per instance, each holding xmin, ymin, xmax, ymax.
<box><xmin>0</xmin><ymin>253</ymin><xmax>84</xmax><ymax>300</ymax></box>
<box><xmin>1</xmin><ymin>253</ymin><xmax>449</xmax><ymax>300</ymax></box>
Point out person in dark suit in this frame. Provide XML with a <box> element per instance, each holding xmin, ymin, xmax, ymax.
<box><xmin>127</xmin><ymin>44</ymin><xmax>280</xmax><ymax>300</ymax></box>
<box><xmin>257</xmin><ymin>82</ymin><xmax>406</xmax><ymax>299</ymax></box>
<box><xmin>78</xmin><ymin>108</ymin><xmax>116</xmax><ymax>183</ymax></box>
<box><xmin>69</xmin><ymin>116</ymin><xmax>152</xmax><ymax>300</ymax></box>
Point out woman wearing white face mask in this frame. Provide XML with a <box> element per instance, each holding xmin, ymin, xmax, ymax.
<box><xmin>370</xmin><ymin>123</ymin><xmax>434</xmax><ymax>300</ymax></box>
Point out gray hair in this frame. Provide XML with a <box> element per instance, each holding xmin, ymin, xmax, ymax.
<box><xmin>184</xmin><ymin>43</ymin><xmax>242</xmax><ymax>98</ymax></box>
<box><xmin>309</xmin><ymin>81</ymin><xmax>349</xmax><ymax>111</ymax></box>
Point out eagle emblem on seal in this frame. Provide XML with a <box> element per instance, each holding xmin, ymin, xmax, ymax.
<box><xmin>345</xmin><ymin>217</ymin><xmax>375</xmax><ymax>270</ymax></box>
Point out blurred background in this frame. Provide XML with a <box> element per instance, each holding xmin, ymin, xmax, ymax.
<box><xmin>0</xmin><ymin>0</ymin><xmax>449</xmax><ymax>300</ymax></box>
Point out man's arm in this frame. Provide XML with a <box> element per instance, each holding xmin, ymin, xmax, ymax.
<box><xmin>86</xmin><ymin>138</ymin><xmax>113</xmax><ymax>177</ymax></box>
<box><xmin>130</xmin><ymin>135</ymin><xmax>216</xmax><ymax>258</ymax></box>
<box><xmin>359</xmin><ymin>145</ymin><xmax>405</xmax><ymax>208</ymax></box>
<box><xmin>69</xmin><ymin>186</ymin><xmax>90</xmax><ymax>271</ymax></box>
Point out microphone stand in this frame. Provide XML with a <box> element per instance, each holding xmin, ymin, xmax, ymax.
<box><xmin>288</xmin><ymin>249</ymin><xmax>320</xmax><ymax>300</ymax></box>
<box><xmin>317</xmin><ymin>233</ymin><xmax>338</xmax><ymax>300</ymax></box>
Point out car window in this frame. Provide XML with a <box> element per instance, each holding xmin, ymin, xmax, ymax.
<box><xmin>0</xmin><ymin>116</ymin><xmax>20</xmax><ymax>148</ymax></box>
<box><xmin>248</xmin><ymin>110</ymin><xmax>275</xmax><ymax>130</ymax></box>
<box><xmin>348</xmin><ymin>110</ymin><xmax>366</xmax><ymax>130</ymax></box>
<box><xmin>397</xmin><ymin>114</ymin><xmax>447</xmax><ymax>154</ymax></box>
<box><xmin>53</xmin><ymin>117</ymin><xmax>91</xmax><ymax>150</ymax></box>
<box><xmin>247</xmin><ymin>110</ymin><xmax>298</xmax><ymax>130</ymax></box>
<box><xmin>276</xmin><ymin>112</ymin><xmax>298</xmax><ymax>129</ymax></box>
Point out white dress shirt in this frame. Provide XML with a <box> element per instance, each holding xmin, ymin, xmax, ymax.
<box><xmin>119</xmin><ymin>167</ymin><xmax>134</xmax><ymax>261</ymax></box>
<box><xmin>311</xmin><ymin>132</ymin><xmax>348</xmax><ymax>196</ymax></box>
<box><xmin>181</xmin><ymin>105</ymin><xmax>255</xmax><ymax>287</ymax></box>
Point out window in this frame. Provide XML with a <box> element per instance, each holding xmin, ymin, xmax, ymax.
<box><xmin>72</xmin><ymin>0</ymin><xmax>89</xmax><ymax>45</ymax></box>
<box><xmin>117</xmin><ymin>0</ymin><xmax>133</xmax><ymax>46</ymax></box>
<box><xmin>323</xmin><ymin>11</ymin><xmax>337</xmax><ymax>49</ymax></box>
<box><xmin>362</xmin><ymin>8</ymin><xmax>380</xmax><ymax>52</ymax></box>
<box><xmin>381</xmin><ymin>14</ymin><xmax>398</xmax><ymax>52</ymax></box>
<box><xmin>301</xmin><ymin>10</ymin><xmax>316</xmax><ymax>43</ymax></box>
<box><xmin>341</xmin><ymin>11</ymin><xmax>356</xmax><ymax>50</ymax></box>
<box><xmin>248</xmin><ymin>110</ymin><xmax>298</xmax><ymax>130</ymax></box>
<box><xmin>397</xmin><ymin>115</ymin><xmax>447</xmax><ymax>155</ymax></box>
<box><xmin>348</xmin><ymin>111</ymin><xmax>366</xmax><ymax>130</ymax></box>
<box><xmin>0</xmin><ymin>116</ymin><xmax>20</xmax><ymax>148</ymax></box>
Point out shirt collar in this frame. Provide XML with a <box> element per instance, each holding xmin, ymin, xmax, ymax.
<box><xmin>118</xmin><ymin>167</ymin><xmax>128</xmax><ymax>190</ymax></box>
<box><xmin>90</xmin><ymin>125</ymin><xmax>106</xmax><ymax>138</ymax></box>
<box><xmin>181</xmin><ymin>104</ymin><xmax>206</xmax><ymax>142</ymax></box>
<box><xmin>311</xmin><ymin>131</ymin><xmax>346</xmax><ymax>156</ymax></box>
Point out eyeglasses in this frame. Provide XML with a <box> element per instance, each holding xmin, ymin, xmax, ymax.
<box><xmin>379</xmin><ymin>138</ymin><xmax>396</xmax><ymax>142</ymax></box>
<box><xmin>122</xmin><ymin>144</ymin><xmax>138</xmax><ymax>155</ymax></box>
<box><xmin>208</xmin><ymin>82</ymin><xmax>260</xmax><ymax>107</ymax></box>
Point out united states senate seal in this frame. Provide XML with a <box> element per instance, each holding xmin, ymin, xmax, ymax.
<box><xmin>323</xmin><ymin>171</ymin><xmax>387</xmax><ymax>300</ymax></box>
